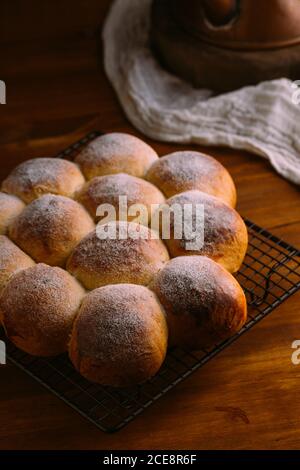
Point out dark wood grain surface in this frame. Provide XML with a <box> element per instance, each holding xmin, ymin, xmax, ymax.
<box><xmin>0</xmin><ymin>0</ymin><xmax>300</xmax><ymax>450</ymax></box>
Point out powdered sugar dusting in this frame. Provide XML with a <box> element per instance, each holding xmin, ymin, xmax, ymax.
<box><xmin>9</xmin><ymin>194</ymin><xmax>95</xmax><ymax>266</ymax></box>
<box><xmin>0</xmin><ymin>236</ymin><xmax>35</xmax><ymax>294</ymax></box>
<box><xmin>0</xmin><ymin>192</ymin><xmax>24</xmax><ymax>207</ymax></box>
<box><xmin>156</xmin><ymin>152</ymin><xmax>220</xmax><ymax>185</ymax></box>
<box><xmin>70</xmin><ymin>222</ymin><xmax>167</xmax><ymax>267</ymax></box>
<box><xmin>152</xmin><ymin>256</ymin><xmax>217</xmax><ymax>313</ymax></box>
<box><xmin>76</xmin><ymin>133</ymin><xmax>158</xmax><ymax>166</ymax></box>
<box><xmin>0</xmin><ymin>263</ymin><xmax>85</xmax><ymax>355</ymax></box>
<box><xmin>75</xmin><ymin>284</ymin><xmax>166</xmax><ymax>362</ymax></box>
<box><xmin>151</xmin><ymin>255</ymin><xmax>246</xmax><ymax>347</ymax></box>
<box><xmin>147</xmin><ymin>151</ymin><xmax>236</xmax><ymax>205</ymax></box>
<box><xmin>75</xmin><ymin>133</ymin><xmax>158</xmax><ymax>179</ymax></box>
<box><xmin>78</xmin><ymin>173</ymin><xmax>165</xmax><ymax>220</ymax></box>
<box><xmin>2</xmin><ymin>158</ymin><xmax>85</xmax><ymax>202</ymax></box>
<box><xmin>0</xmin><ymin>192</ymin><xmax>25</xmax><ymax>234</ymax></box>
<box><xmin>82</xmin><ymin>173</ymin><xmax>156</xmax><ymax>204</ymax></box>
<box><xmin>67</xmin><ymin>221</ymin><xmax>169</xmax><ymax>288</ymax></box>
<box><xmin>0</xmin><ymin>235</ymin><xmax>31</xmax><ymax>263</ymax></box>
<box><xmin>11</xmin><ymin>194</ymin><xmax>94</xmax><ymax>240</ymax></box>
<box><xmin>88</xmin><ymin>173</ymin><xmax>144</xmax><ymax>200</ymax></box>
<box><xmin>166</xmin><ymin>190</ymin><xmax>238</xmax><ymax>253</ymax></box>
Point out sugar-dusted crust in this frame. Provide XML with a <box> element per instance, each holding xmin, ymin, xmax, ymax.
<box><xmin>69</xmin><ymin>284</ymin><xmax>168</xmax><ymax>387</ymax></box>
<box><xmin>0</xmin><ymin>192</ymin><xmax>25</xmax><ymax>235</ymax></box>
<box><xmin>0</xmin><ymin>134</ymin><xmax>248</xmax><ymax>387</ymax></box>
<box><xmin>0</xmin><ymin>236</ymin><xmax>35</xmax><ymax>309</ymax></box>
<box><xmin>150</xmin><ymin>256</ymin><xmax>247</xmax><ymax>350</ymax></box>
<box><xmin>161</xmin><ymin>190</ymin><xmax>248</xmax><ymax>273</ymax></box>
<box><xmin>0</xmin><ymin>264</ymin><xmax>85</xmax><ymax>356</ymax></box>
<box><xmin>1</xmin><ymin>158</ymin><xmax>85</xmax><ymax>203</ymax></box>
<box><xmin>67</xmin><ymin>221</ymin><xmax>170</xmax><ymax>290</ymax></box>
<box><xmin>75</xmin><ymin>133</ymin><xmax>159</xmax><ymax>180</ymax></box>
<box><xmin>9</xmin><ymin>194</ymin><xmax>95</xmax><ymax>267</ymax></box>
<box><xmin>77</xmin><ymin>173</ymin><xmax>165</xmax><ymax>224</ymax></box>
<box><xmin>146</xmin><ymin>150</ymin><xmax>237</xmax><ymax>207</ymax></box>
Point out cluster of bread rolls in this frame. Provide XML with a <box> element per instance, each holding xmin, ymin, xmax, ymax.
<box><xmin>0</xmin><ymin>132</ymin><xmax>248</xmax><ymax>388</ymax></box>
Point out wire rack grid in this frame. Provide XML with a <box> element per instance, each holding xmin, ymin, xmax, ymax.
<box><xmin>0</xmin><ymin>132</ymin><xmax>299</xmax><ymax>433</ymax></box>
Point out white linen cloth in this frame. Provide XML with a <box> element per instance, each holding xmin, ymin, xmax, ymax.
<box><xmin>103</xmin><ymin>0</ymin><xmax>300</xmax><ymax>185</ymax></box>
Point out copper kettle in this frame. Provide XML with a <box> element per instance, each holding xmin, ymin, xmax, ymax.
<box><xmin>152</xmin><ymin>0</ymin><xmax>300</xmax><ymax>90</ymax></box>
<box><xmin>172</xmin><ymin>0</ymin><xmax>300</xmax><ymax>50</ymax></box>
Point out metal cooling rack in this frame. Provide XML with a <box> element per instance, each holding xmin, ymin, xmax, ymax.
<box><xmin>1</xmin><ymin>132</ymin><xmax>300</xmax><ymax>433</ymax></box>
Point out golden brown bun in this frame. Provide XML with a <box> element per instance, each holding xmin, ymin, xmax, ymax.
<box><xmin>9</xmin><ymin>194</ymin><xmax>95</xmax><ymax>267</ymax></box>
<box><xmin>77</xmin><ymin>173</ymin><xmax>165</xmax><ymax>224</ymax></box>
<box><xmin>67</xmin><ymin>221</ymin><xmax>170</xmax><ymax>290</ymax></box>
<box><xmin>1</xmin><ymin>158</ymin><xmax>85</xmax><ymax>203</ymax></box>
<box><xmin>150</xmin><ymin>256</ymin><xmax>247</xmax><ymax>350</ymax></box>
<box><xmin>146</xmin><ymin>150</ymin><xmax>237</xmax><ymax>207</ymax></box>
<box><xmin>75</xmin><ymin>133</ymin><xmax>159</xmax><ymax>180</ymax></box>
<box><xmin>0</xmin><ymin>236</ymin><xmax>35</xmax><ymax>312</ymax></box>
<box><xmin>0</xmin><ymin>192</ymin><xmax>25</xmax><ymax>235</ymax></box>
<box><xmin>161</xmin><ymin>190</ymin><xmax>248</xmax><ymax>273</ymax></box>
<box><xmin>69</xmin><ymin>284</ymin><xmax>168</xmax><ymax>387</ymax></box>
<box><xmin>0</xmin><ymin>264</ymin><xmax>85</xmax><ymax>356</ymax></box>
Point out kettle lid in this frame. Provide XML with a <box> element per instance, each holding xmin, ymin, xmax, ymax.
<box><xmin>172</xmin><ymin>0</ymin><xmax>300</xmax><ymax>50</ymax></box>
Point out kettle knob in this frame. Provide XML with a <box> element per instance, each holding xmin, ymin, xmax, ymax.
<box><xmin>202</xmin><ymin>0</ymin><xmax>238</xmax><ymax>25</ymax></box>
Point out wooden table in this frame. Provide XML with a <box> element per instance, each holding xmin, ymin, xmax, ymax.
<box><xmin>1</xmin><ymin>0</ymin><xmax>300</xmax><ymax>451</ymax></box>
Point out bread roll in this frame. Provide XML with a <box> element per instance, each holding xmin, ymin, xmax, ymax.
<box><xmin>159</xmin><ymin>190</ymin><xmax>247</xmax><ymax>273</ymax></box>
<box><xmin>67</xmin><ymin>221</ymin><xmax>170</xmax><ymax>290</ymax></box>
<box><xmin>0</xmin><ymin>236</ymin><xmax>35</xmax><ymax>312</ymax></box>
<box><xmin>146</xmin><ymin>150</ymin><xmax>236</xmax><ymax>207</ymax></box>
<box><xmin>75</xmin><ymin>133</ymin><xmax>159</xmax><ymax>180</ymax></box>
<box><xmin>77</xmin><ymin>173</ymin><xmax>165</xmax><ymax>224</ymax></box>
<box><xmin>0</xmin><ymin>192</ymin><xmax>25</xmax><ymax>235</ymax></box>
<box><xmin>69</xmin><ymin>284</ymin><xmax>168</xmax><ymax>387</ymax></box>
<box><xmin>1</xmin><ymin>158</ymin><xmax>85</xmax><ymax>203</ymax></box>
<box><xmin>150</xmin><ymin>256</ymin><xmax>247</xmax><ymax>350</ymax></box>
<box><xmin>0</xmin><ymin>264</ymin><xmax>85</xmax><ymax>356</ymax></box>
<box><xmin>9</xmin><ymin>194</ymin><xmax>95</xmax><ymax>267</ymax></box>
